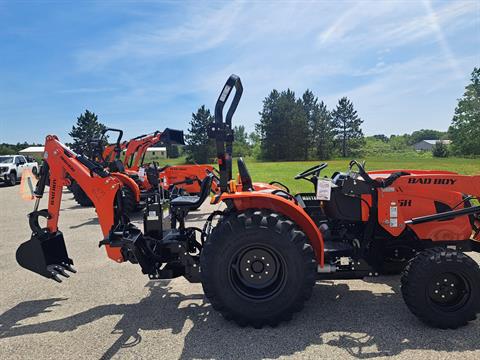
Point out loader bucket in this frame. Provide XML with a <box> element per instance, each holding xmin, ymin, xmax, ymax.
<box><xmin>16</xmin><ymin>230</ymin><xmax>76</xmax><ymax>282</ymax></box>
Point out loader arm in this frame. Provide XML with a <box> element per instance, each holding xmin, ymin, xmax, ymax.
<box><xmin>123</xmin><ymin>132</ymin><xmax>162</xmax><ymax>171</ymax></box>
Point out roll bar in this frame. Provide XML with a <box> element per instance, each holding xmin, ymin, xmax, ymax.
<box><xmin>209</xmin><ymin>74</ymin><xmax>243</xmax><ymax>192</ymax></box>
<box><xmin>102</xmin><ymin>128</ymin><xmax>124</xmax><ymax>160</ymax></box>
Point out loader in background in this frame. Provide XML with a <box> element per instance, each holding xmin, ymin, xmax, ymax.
<box><xmin>70</xmin><ymin>127</ymin><xmax>218</xmax><ymax>211</ymax></box>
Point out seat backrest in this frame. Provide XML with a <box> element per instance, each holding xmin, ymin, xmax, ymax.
<box><xmin>191</xmin><ymin>173</ymin><xmax>214</xmax><ymax>209</ymax></box>
<box><xmin>237</xmin><ymin>157</ymin><xmax>253</xmax><ymax>191</ymax></box>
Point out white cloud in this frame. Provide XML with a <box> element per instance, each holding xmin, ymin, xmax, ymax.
<box><xmin>70</xmin><ymin>0</ymin><xmax>479</xmax><ymax>136</ymax></box>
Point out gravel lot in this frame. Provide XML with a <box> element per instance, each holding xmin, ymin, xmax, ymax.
<box><xmin>1</xmin><ymin>184</ymin><xmax>480</xmax><ymax>359</ymax></box>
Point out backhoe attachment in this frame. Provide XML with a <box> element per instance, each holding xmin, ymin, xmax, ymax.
<box><xmin>16</xmin><ymin>162</ymin><xmax>76</xmax><ymax>282</ymax></box>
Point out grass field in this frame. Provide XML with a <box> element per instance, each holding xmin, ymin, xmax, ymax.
<box><xmin>153</xmin><ymin>155</ymin><xmax>480</xmax><ymax>194</ymax></box>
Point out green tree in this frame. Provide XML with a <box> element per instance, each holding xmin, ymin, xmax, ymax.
<box><xmin>449</xmin><ymin>67</ymin><xmax>480</xmax><ymax>156</ymax></box>
<box><xmin>331</xmin><ymin>97</ymin><xmax>364</xmax><ymax>157</ymax></box>
<box><xmin>257</xmin><ymin>89</ymin><xmax>309</xmax><ymax>161</ymax></box>
<box><xmin>432</xmin><ymin>141</ymin><xmax>449</xmax><ymax>158</ymax></box>
<box><xmin>68</xmin><ymin>110</ymin><xmax>106</xmax><ymax>155</ymax></box>
<box><xmin>311</xmin><ymin>100</ymin><xmax>334</xmax><ymax>159</ymax></box>
<box><xmin>373</xmin><ymin>134</ymin><xmax>389</xmax><ymax>142</ymax></box>
<box><xmin>232</xmin><ymin>125</ymin><xmax>251</xmax><ymax>157</ymax></box>
<box><xmin>184</xmin><ymin>105</ymin><xmax>215</xmax><ymax>163</ymax></box>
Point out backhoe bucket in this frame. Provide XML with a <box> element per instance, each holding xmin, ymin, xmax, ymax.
<box><xmin>16</xmin><ymin>230</ymin><xmax>76</xmax><ymax>282</ymax></box>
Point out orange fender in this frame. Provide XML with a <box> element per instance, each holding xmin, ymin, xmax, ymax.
<box><xmin>219</xmin><ymin>192</ymin><xmax>324</xmax><ymax>266</ymax></box>
<box><xmin>111</xmin><ymin>173</ymin><xmax>141</xmax><ymax>202</ymax></box>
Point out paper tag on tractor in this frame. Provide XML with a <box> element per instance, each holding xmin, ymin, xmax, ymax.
<box><xmin>20</xmin><ymin>169</ymin><xmax>38</xmax><ymax>201</ymax></box>
<box><xmin>316</xmin><ymin>178</ymin><xmax>332</xmax><ymax>201</ymax></box>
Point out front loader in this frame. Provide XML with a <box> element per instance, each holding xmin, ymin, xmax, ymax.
<box><xmin>16</xmin><ymin>74</ymin><xmax>480</xmax><ymax>330</ymax></box>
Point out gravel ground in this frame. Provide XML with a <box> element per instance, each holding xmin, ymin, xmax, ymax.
<box><xmin>1</xmin><ymin>183</ymin><xmax>480</xmax><ymax>359</ymax></box>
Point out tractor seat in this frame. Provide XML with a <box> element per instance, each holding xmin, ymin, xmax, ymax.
<box><xmin>170</xmin><ymin>173</ymin><xmax>213</xmax><ymax>211</ymax></box>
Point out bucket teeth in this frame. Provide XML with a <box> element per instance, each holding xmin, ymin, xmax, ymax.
<box><xmin>61</xmin><ymin>263</ymin><xmax>77</xmax><ymax>273</ymax></box>
<box><xmin>16</xmin><ymin>230</ymin><xmax>75</xmax><ymax>283</ymax></box>
<box><xmin>47</xmin><ymin>264</ymin><xmax>73</xmax><ymax>282</ymax></box>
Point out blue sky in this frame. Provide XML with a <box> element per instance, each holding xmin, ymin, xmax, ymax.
<box><xmin>1</xmin><ymin>0</ymin><xmax>479</xmax><ymax>144</ymax></box>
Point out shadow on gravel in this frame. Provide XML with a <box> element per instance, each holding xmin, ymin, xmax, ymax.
<box><xmin>1</xmin><ymin>279</ymin><xmax>479</xmax><ymax>359</ymax></box>
<box><xmin>69</xmin><ymin>218</ymin><xmax>100</xmax><ymax>228</ymax></box>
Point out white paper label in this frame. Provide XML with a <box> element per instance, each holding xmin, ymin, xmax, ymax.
<box><xmin>138</xmin><ymin>168</ymin><xmax>145</xmax><ymax>178</ymax></box>
<box><xmin>390</xmin><ymin>218</ymin><xmax>398</xmax><ymax>227</ymax></box>
<box><xmin>219</xmin><ymin>85</ymin><xmax>232</xmax><ymax>102</ymax></box>
<box><xmin>390</xmin><ymin>206</ymin><xmax>398</xmax><ymax>218</ymax></box>
<box><xmin>316</xmin><ymin>179</ymin><xmax>332</xmax><ymax>201</ymax></box>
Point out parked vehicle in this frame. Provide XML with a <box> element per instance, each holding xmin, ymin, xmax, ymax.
<box><xmin>0</xmin><ymin>155</ymin><xmax>39</xmax><ymax>186</ymax></box>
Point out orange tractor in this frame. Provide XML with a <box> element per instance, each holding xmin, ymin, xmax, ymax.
<box><xmin>16</xmin><ymin>75</ymin><xmax>480</xmax><ymax>329</ymax></box>
<box><xmin>120</xmin><ymin>129</ymin><xmax>218</xmax><ymax>195</ymax></box>
<box><xmin>70</xmin><ymin>127</ymin><xmax>217</xmax><ymax>211</ymax></box>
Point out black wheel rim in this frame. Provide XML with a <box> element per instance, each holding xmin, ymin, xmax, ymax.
<box><xmin>427</xmin><ymin>272</ymin><xmax>470</xmax><ymax>311</ymax></box>
<box><xmin>229</xmin><ymin>244</ymin><xmax>287</xmax><ymax>301</ymax></box>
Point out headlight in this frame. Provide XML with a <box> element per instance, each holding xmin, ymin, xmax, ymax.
<box><xmin>0</xmin><ymin>167</ymin><xmax>8</xmax><ymax>173</ymax></box>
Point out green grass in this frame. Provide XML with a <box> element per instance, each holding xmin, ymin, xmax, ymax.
<box><xmin>242</xmin><ymin>157</ymin><xmax>480</xmax><ymax>193</ymax></box>
<box><xmin>145</xmin><ymin>154</ymin><xmax>480</xmax><ymax>194</ymax></box>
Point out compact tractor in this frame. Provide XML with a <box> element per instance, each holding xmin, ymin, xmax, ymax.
<box><xmin>16</xmin><ymin>75</ymin><xmax>480</xmax><ymax>329</ymax></box>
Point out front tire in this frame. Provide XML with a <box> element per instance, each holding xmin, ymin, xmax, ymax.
<box><xmin>7</xmin><ymin>172</ymin><xmax>16</xmax><ymax>186</ymax></box>
<box><xmin>401</xmin><ymin>248</ymin><xmax>480</xmax><ymax>329</ymax></box>
<box><xmin>200</xmin><ymin>209</ymin><xmax>317</xmax><ymax>328</ymax></box>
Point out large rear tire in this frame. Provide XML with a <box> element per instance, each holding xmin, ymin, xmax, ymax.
<box><xmin>200</xmin><ymin>209</ymin><xmax>317</xmax><ymax>328</ymax></box>
<box><xmin>401</xmin><ymin>247</ymin><xmax>480</xmax><ymax>329</ymax></box>
<box><xmin>70</xmin><ymin>181</ymin><xmax>93</xmax><ymax>207</ymax></box>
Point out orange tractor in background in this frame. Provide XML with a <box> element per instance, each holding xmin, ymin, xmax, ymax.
<box><xmin>16</xmin><ymin>74</ymin><xmax>480</xmax><ymax>330</ymax></box>
<box><xmin>70</xmin><ymin>127</ymin><xmax>218</xmax><ymax>211</ymax></box>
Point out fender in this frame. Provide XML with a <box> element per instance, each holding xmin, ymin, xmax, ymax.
<box><xmin>111</xmin><ymin>172</ymin><xmax>141</xmax><ymax>202</ymax></box>
<box><xmin>219</xmin><ymin>192</ymin><xmax>324</xmax><ymax>266</ymax></box>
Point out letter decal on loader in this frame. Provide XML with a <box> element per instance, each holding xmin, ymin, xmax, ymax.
<box><xmin>408</xmin><ymin>178</ymin><xmax>457</xmax><ymax>185</ymax></box>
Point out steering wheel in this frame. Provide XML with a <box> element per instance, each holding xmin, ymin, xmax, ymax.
<box><xmin>294</xmin><ymin>163</ymin><xmax>328</xmax><ymax>180</ymax></box>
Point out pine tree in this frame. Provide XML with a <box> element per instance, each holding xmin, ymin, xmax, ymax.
<box><xmin>184</xmin><ymin>105</ymin><xmax>215</xmax><ymax>163</ymax></box>
<box><xmin>68</xmin><ymin>110</ymin><xmax>106</xmax><ymax>155</ymax></box>
<box><xmin>449</xmin><ymin>68</ymin><xmax>480</xmax><ymax>156</ymax></box>
<box><xmin>301</xmin><ymin>90</ymin><xmax>317</xmax><ymax>159</ymax></box>
<box><xmin>257</xmin><ymin>90</ymin><xmax>281</xmax><ymax>160</ymax></box>
<box><xmin>301</xmin><ymin>90</ymin><xmax>334</xmax><ymax>159</ymax></box>
<box><xmin>331</xmin><ymin>97</ymin><xmax>364</xmax><ymax>157</ymax></box>
<box><xmin>257</xmin><ymin>89</ymin><xmax>309</xmax><ymax>161</ymax></box>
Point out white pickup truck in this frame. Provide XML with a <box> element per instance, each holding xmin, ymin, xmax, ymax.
<box><xmin>0</xmin><ymin>155</ymin><xmax>39</xmax><ymax>186</ymax></box>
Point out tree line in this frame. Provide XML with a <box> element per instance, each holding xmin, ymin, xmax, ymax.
<box><xmin>185</xmin><ymin>91</ymin><xmax>365</xmax><ymax>163</ymax></box>
<box><xmin>3</xmin><ymin>69</ymin><xmax>477</xmax><ymax>162</ymax></box>
<box><xmin>185</xmin><ymin>67</ymin><xmax>479</xmax><ymax>162</ymax></box>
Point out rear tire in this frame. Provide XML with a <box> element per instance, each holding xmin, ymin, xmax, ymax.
<box><xmin>7</xmin><ymin>172</ymin><xmax>16</xmax><ymax>186</ymax></box>
<box><xmin>401</xmin><ymin>247</ymin><xmax>480</xmax><ymax>329</ymax></box>
<box><xmin>70</xmin><ymin>181</ymin><xmax>93</xmax><ymax>207</ymax></box>
<box><xmin>200</xmin><ymin>209</ymin><xmax>317</xmax><ymax>328</ymax></box>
